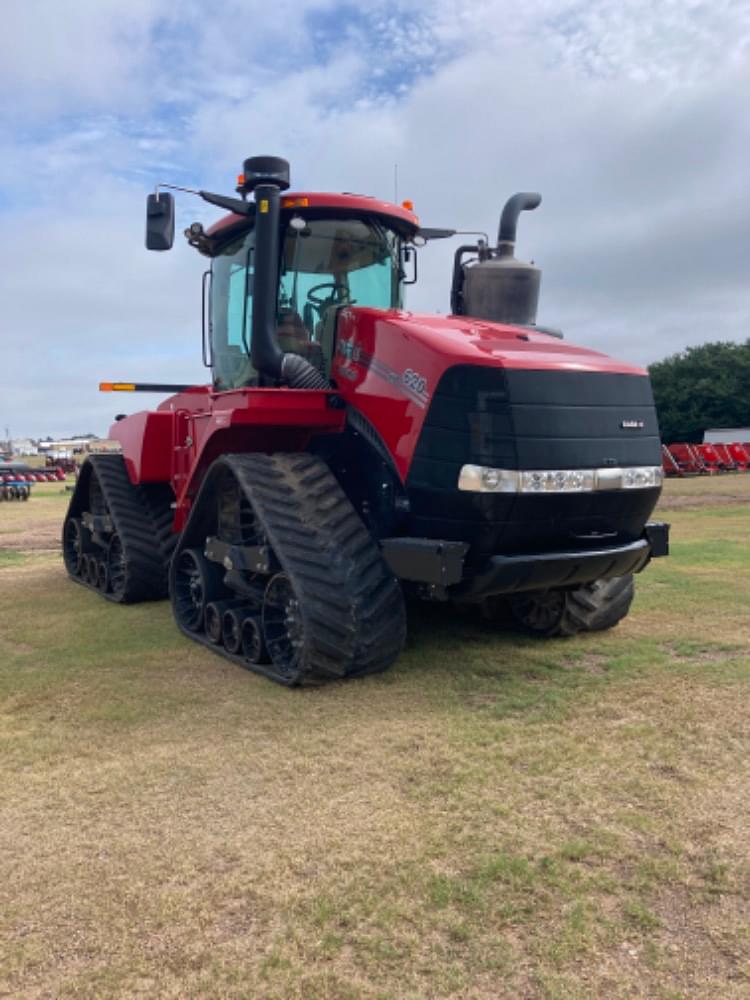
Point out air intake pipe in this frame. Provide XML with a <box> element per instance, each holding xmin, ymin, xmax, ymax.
<box><xmin>245</xmin><ymin>156</ymin><xmax>329</xmax><ymax>389</ymax></box>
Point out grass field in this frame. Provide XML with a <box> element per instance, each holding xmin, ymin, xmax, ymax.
<box><xmin>1</xmin><ymin>478</ymin><xmax>749</xmax><ymax>998</ymax></box>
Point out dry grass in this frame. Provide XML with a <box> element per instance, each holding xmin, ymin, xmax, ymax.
<box><xmin>659</xmin><ymin>471</ymin><xmax>750</xmax><ymax>510</ymax></box>
<box><xmin>0</xmin><ymin>479</ymin><xmax>749</xmax><ymax>998</ymax></box>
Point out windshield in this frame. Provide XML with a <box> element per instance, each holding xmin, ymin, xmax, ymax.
<box><xmin>210</xmin><ymin>215</ymin><xmax>405</xmax><ymax>389</ymax></box>
<box><xmin>279</xmin><ymin>217</ymin><xmax>403</xmax><ymax>327</ymax></box>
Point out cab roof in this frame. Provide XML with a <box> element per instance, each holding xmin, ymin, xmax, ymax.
<box><xmin>204</xmin><ymin>191</ymin><xmax>420</xmax><ymax>245</ymax></box>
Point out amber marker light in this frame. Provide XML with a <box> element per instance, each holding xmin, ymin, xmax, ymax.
<box><xmin>401</xmin><ymin>199</ymin><xmax>414</xmax><ymax>211</ymax></box>
<box><xmin>99</xmin><ymin>382</ymin><xmax>136</xmax><ymax>392</ymax></box>
<box><xmin>282</xmin><ymin>196</ymin><xmax>309</xmax><ymax>208</ymax></box>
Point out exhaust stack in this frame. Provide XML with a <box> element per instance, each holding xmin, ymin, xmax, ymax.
<box><xmin>454</xmin><ymin>191</ymin><xmax>542</xmax><ymax>327</ymax></box>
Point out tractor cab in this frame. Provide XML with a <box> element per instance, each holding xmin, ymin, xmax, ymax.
<box><xmin>208</xmin><ymin>206</ymin><xmax>413</xmax><ymax>390</ymax></box>
<box><xmin>145</xmin><ymin>155</ymin><xmax>419</xmax><ymax>393</ymax></box>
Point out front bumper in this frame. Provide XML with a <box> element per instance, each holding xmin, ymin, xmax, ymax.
<box><xmin>381</xmin><ymin>522</ymin><xmax>669</xmax><ymax>601</ymax></box>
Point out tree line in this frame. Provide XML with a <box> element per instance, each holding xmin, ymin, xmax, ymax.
<box><xmin>648</xmin><ymin>340</ymin><xmax>750</xmax><ymax>443</ymax></box>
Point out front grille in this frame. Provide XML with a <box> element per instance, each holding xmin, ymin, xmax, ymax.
<box><xmin>406</xmin><ymin>365</ymin><xmax>662</xmax><ymax>559</ymax></box>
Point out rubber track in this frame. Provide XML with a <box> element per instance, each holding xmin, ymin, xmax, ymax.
<box><xmin>173</xmin><ymin>452</ymin><xmax>406</xmax><ymax>685</ymax></box>
<box><xmin>63</xmin><ymin>455</ymin><xmax>174</xmax><ymax>603</ymax></box>
<box><xmin>559</xmin><ymin>574</ymin><xmax>635</xmax><ymax>635</ymax></box>
<box><xmin>141</xmin><ymin>482</ymin><xmax>179</xmax><ymax>568</ymax></box>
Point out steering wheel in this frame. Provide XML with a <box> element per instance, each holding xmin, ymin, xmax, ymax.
<box><xmin>306</xmin><ymin>282</ymin><xmax>349</xmax><ymax>307</ymax></box>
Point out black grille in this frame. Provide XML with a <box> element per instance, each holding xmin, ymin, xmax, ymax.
<box><xmin>406</xmin><ymin>365</ymin><xmax>662</xmax><ymax>559</ymax></box>
<box><xmin>410</xmin><ymin>365</ymin><xmax>661</xmax><ymax>487</ymax></box>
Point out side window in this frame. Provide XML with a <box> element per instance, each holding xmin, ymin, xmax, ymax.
<box><xmin>226</xmin><ymin>256</ymin><xmax>252</xmax><ymax>348</ymax></box>
<box><xmin>210</xmin><ymin>230</ymin><xmax>255</xmax><ymax>389</ymax></box>
<box><xmin>348</xmin><ymin>256</ymin><xmax>395</xmax><ymax>308</ymax></box>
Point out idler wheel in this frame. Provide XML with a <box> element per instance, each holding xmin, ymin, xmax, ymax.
<box><xmin>63</xmin><ymin>517</ymin><xmax>90</xmax><ymax>577</ymax></box>
<box><xmin>173</xmin><ymin>548</ymin><xmax>226</xmax><ymax>633</ymax></box>
<box><xmin>262</xmin><ymin>573</ymin><xmax>306</xmax><ymax>683</ymax></box>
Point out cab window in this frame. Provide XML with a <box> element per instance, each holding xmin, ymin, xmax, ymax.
<box><xmin>210</xmin><ymin>230</ymin><xmax>256</xmax><ymax>389</ymax></box>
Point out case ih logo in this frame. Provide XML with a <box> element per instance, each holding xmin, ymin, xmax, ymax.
<box><xmin>621</xmin><ymin>420</ymin><xmax>645</xmax><ymax>429</ymax></box>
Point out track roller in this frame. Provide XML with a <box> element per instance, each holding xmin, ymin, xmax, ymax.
<box><xmin>221</xmin><ymin>607</ymin><xmax>245</xmax><ymax>655</ymax></box>
<box><xmin>205</xmin><ymin>599</ymin><xmax>246</xmax><ymax>644</ymax></box>
<box><xmin>241</xmin><ymin>616</ymin><xmax>267</xmax><ymax>664</ymax></box>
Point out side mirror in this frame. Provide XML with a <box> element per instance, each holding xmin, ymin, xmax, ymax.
<box><xmin>401</xmin><ymin>245</ymin><xmax>418</xmax><ymax>285</ymax></box>
<box><xmin>146</xmin><ymin>192</ymin><xmax>175</xmax><ymax>251</ymax></box>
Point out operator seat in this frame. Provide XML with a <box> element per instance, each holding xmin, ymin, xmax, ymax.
<box><xmin>276</xmin><ymin>309</ymin><xmax>308</xmax><ymax>353</ymax></box>
<box><xmin>278</xmin><ymin>308</ymin><xmax>326</xmax><ymax>378</ymax></box>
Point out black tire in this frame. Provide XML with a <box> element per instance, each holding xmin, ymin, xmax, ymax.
<box><xmin>508</xmin><ymin>575</ymin><xmax>635</xmax><ymax>637</ymax></box>
<box><xmin>563</xmin><ymin>575</ymin><xmax>635</xmax><ymax>633</ymax></box>
<box><xmin>171</xmin><ymin>452</ymin><xmax>406</xmax><ymax>685</ymax></box>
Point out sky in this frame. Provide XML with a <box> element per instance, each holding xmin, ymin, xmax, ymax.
<box><xmin>2</xmin><ymin>0</ymin><xmax>749</xmax><ymax>439</ymax></box>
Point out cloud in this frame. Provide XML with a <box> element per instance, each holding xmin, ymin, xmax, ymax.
<box><xmin>1</xmin><ymin>0</ymin><xmax>749</xmax><ymax>438</ymax></box>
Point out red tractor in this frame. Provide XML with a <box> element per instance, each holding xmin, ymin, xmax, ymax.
<box><xmin>62</xmin><ymin>155</ymin><xmax>668</xmax><ymax>684</ymax></box>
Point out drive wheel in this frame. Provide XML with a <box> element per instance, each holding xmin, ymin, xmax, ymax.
<box><xmin>172</xmin><ymin>548</ymin><xmax>226</xmax><ymax>632</ymax></box>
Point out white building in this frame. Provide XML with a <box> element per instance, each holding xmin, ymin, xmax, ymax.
<box><xmin>10</xmin><ymin>438</ymin><xmax>38</xmax><ymax>455</ymax></box>
<box><xmin>704</xmin><ymin>428</ymin><xmax>750</xmax><ymax>443</ymax></box>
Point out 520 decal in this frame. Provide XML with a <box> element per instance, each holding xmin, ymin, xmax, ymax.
<box><xmin>336</xmin><ymin>340</ymin><xmax>429</xmax><ymax>406</ymax></box>
<box><xmin>402</xmin><ymin>369</ymin><xmax>427</xmax><ymax>396</ymax></box>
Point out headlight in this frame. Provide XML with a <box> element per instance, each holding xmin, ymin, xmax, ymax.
<box><xmin>458</xmin><ymin>464</ymin><xmax>663</xmax><ymax>493</ymax></box>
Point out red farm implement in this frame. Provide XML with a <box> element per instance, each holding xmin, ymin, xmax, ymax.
<box><xmin>695</xmin><ymin>443</ymin><xmax>731</xmax><ymax>472</ymax></box>
<box><xmin>725</xmin><ymin>442</ymin><xmax>750</xmax><ymax>469</ymax></box>
<box><xmin>663</xmin><ymin>443</ymin><xmax>706</xmax><ymax>475</ymax></box>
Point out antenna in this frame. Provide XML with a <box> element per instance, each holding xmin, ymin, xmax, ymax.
<box><xmin>394</xmin><ymin>163</ymin><xmax>398</xmax><ymax>203</ymax></box>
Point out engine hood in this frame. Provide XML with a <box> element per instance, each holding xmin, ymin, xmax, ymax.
<box><xmin>366</xmin><ymin>309</ymin><xmax>646</xmax><ymax>376</ymax></box>
<box><xmin>332</xmin><ymin>307</ymin><xmax>655</xmax><ymax>483</ymax></box>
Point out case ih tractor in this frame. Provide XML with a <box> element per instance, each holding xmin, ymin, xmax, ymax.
<box><xmin>62</xmin><ymin>155</ymin><xmax>668</xmax><ymax>685</ymax></box>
